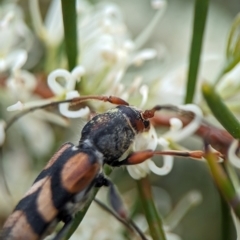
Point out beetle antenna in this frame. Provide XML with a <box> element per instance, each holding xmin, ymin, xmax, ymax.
<box><xmin>142</xmin><ymin>104</ymin><xmax>194</xmax><ymax>119</ymax></box>
<box><xmin>5</xmin><ymin>95</ymin><xmax>129</xmax><ymax>131</ymax></box>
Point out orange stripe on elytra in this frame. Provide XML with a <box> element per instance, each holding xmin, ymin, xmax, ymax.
<box><xmin>44</xmin><ymin>143</ymin><xmax>72</xmax><ymax>170</ymax></box>
<box><xmin>37</xmin><ymin>177</ymin><xmax>58</xmax><ymax>222</ymax></box>
<box><xmin>2</xmin><ymin>210</ymin><xmax>39</xmax><ymax>240</ymax></box>
<box><xmin>61</xmin><ymin>153</ymin><xmax>100</xmax><ymax>193</ymax></box>
<box><xmin>24</xmin><ymin>177</ymin><xmax>47</xmax><ymax>197</ymax></box>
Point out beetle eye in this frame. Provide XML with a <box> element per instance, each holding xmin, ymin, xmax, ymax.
<box><xmin>143</xmin><ymin>120</ymin><xmax>150</xmax><ymax>129</ymax></box>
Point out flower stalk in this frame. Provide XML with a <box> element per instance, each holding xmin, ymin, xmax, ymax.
<box><xmin>136</xmin><ymin>176</ymin><xmax>166</xmax><ymax>240</ymax></box>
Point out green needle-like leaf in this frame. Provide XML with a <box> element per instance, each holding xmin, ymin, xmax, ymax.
<box><xmin>185</xmin><ymin>0</ymin><xmax>209</xmax><ymax>103</ymax></box>
<box><xmin>202</xmin><ymin>82</ymin><xmax>240</xmax><ymax>139</ymax></box>
<box><xmin>63</xmin><ymin>188</ymin><xmax>98</xmax><ymax>240</ymax></box>
<box><xmin>61</xmin><ymin>0</ymin><xmax>78</xmax><ymax>71</ymax></box>
<box><xmin>137</xmin><ymin>176</ymin><xmax>166</xmax><ymax>240</ymax></box>
<box><xmin>204</xmin><ymin>143</ymin><xmax>240</xmax><ymax>219</ymax></box>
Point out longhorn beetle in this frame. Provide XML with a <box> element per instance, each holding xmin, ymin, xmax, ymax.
<box><xmin>0</xmin><ymin>95</ymin><xmax>205</xmax><ymax>240</ymax></box>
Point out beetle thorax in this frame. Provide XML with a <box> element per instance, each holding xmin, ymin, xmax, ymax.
<box><xmin>80</xmin><ymin>107</ymin><xmax>138</xmax><ymax>163</ymax></box>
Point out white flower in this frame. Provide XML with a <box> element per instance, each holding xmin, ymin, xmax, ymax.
<box><xmin>7</xmin><ymin>66</ymin><xmax>89</xmax><ymax>119</ymax></box>
<box><xmin>29</xmin><ymin>0</ymin><xmax>63</xmax><ymax>47</ymax></box>
<box><xmin>47</xmin><ymin>67</ymin><xmax>89</xmax><ymax>118</ymax></box>
<box><xmin>127</xmin><ymin>104</ymin><xmax>203</xmax><ymax>180</ymax></box>
<box><xmin>0</xmin><ymin>3</ymin><xmax>33</xmax><ymax>72</ymax></box>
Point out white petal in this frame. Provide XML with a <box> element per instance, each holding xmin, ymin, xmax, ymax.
<box><xmin>59</xmin><ymin>91</ymin><xmax>90</xmax><ymax>118</ymax></box>
<box><xmin>139</xmin><ymin>85</ymin><xmax>149</xmax><ymax>108</ymax></box>
<box><xmin>47</xmin><ymin>69</ymin><xmax>73</xmax><ymax>95</ymax></box>
<box><xmin>7</xmin><ymin>101</ymin><xmax>24</xmax><ymax>111</ymax></box>
<box><xmin>164</xmin><ymin>104</ymin><xmax>202</xmax><ymax>142</ymax></box>
<box><xmin>148</xmin><ymin>156</ymin><xmax>174</xmax><ymax>175</ymax></box>
<box><xmin>0</xmin><ymin>120</ymin><xmax>6</xmax><ymax>146</ymax></box>
<box><xmin>29</xmin><ymin>0</ymin><xmax>46</xmax><ymax>41</ymax></box>
<box><xmin>127</xmin><ymin>164</ymin><xmax>148</xmax><ymax>180</ymax></box>
<box><xmin>169</xmin><ymin>118</ymin><xmax>183</xmax><ymax>132</ymax></box>
<box><xmin>7</xmin><ymin>49</ymin><xmax>27</xmax><ymax>71</ymax></box>
<box><xmin>71</xmin><ymin>66</ymin><xmax>86</xmax><ymax>82</ymax></box>
<box><xmin>228</xmin><ymin>140</ymin><xmax>240</xmax><ymax>169</ymax></box>
<box><xmin>44</xmin><ymin>0</ymin><xmax>63</xmax><ymax>45</ymax></box>
<box><xmin>131</xmin><ymin>49</ymin><xmax>157</xmax><ymax>66</ymax></box>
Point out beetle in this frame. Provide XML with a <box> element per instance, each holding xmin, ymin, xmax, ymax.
<box><xmin>0</xmin><ymin>95</ymin><xmax>204</xmax><ymax>240</ymax></box>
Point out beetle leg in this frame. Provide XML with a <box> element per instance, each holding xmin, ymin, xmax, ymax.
<box><xmin>94</xmin><ymin>173</ymin><xmax>110</xmax><ymax>187</ymax></box>
<box><xmin>110</xmin><ymin>149</ymin><xmax>222</xmax><ymax>166</ymax></box>
<box><xmin>95</xmin><ymin>174</ymin><xmax>127</xmax><ymax>219</ymax></box>
<box><xmin>94</xmin><ymin>198</ymin><xmax>148</xmax><ymax>240</ymax></box>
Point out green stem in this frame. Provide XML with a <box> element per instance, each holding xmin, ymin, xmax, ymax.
<box><xmin>136</xmin><ymin>176</ymin><xmax>166</xmax><ymax>240</ymax></box>
<box><xmin>219</xmin><ymin>176</ymin><xmax>235</xmax><ymax>240</ymax></box>
<box><xmin>61</xmin><ymin>0</ymin><xmax>78</xmax><ymax>71</ymax></box>
<box><xmin>184</xmin><ymin>0</ymin><xmax>209</xmax><ymax>103</ymax></box>
<box><xmin>202</xmin><ymin>82</ymin><xmax>240</xmax><ymax>139</ymax></box>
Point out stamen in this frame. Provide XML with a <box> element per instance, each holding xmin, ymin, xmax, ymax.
<box><xmin>128</xmin><ymin>76</ymin><xmax>142</xmax><ymax>94</ymax></box>
<box><xmin>164</xmin><ymin>190</ymin><xmax>202</xmax><ymax>231</ymax></box>
<box><xmin>131</xmin><ymin>49</ymin><xmax>157</xmax><ymax>66</ymax></box>
<box><xmin>134</xmin><ymin>0</ymin><xmax>167</xmax><ymax>49</ymax></box>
